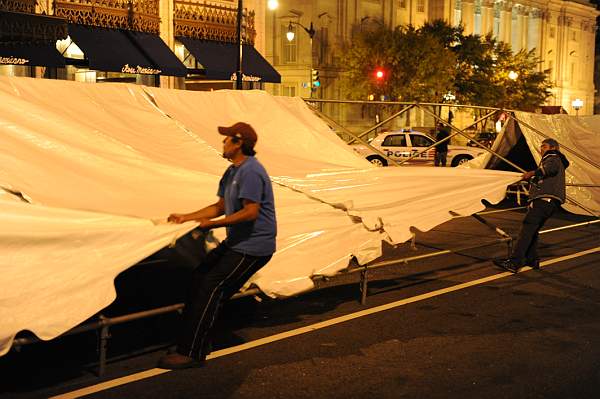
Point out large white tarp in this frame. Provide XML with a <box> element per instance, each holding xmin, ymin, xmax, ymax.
<box><xmin>0</xmin><ymin>76</ymin><xmax>519</xmax><ymax>356</ymax></box>
<box><xmin>514</xmin><ymin>112</ymin><xmax>600</xmax><ymax>215</ymax></box>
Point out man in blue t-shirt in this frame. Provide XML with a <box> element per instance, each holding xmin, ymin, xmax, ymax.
<box><xmin>158</xmin><ymin>122</ymin><xmax>276</xmax><ymax>370</ymax></box>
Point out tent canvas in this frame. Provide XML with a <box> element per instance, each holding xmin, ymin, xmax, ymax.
<box><xmin>0</xmin><ymin>76</ymin><xmax>520</xmax><ymax>356</ymax></box>
<box><xmin>463</xmin><ymin>113</ymin><xmax>600</xmax><ymax>216</ymax></box>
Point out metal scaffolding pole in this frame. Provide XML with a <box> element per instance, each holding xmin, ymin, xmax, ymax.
<box><xmin>348</xmin><ymin>104</ymin><xmax>416</xmax><ymax>144</ymax></box>
<box><xmin>395</xmin><ymin>108</ymin><xmax>501</xmax><ymax>167</ymax></box>
<box><xmin>305</xmin><ymin>102</ymin><xmax>402</xmax><ymax>166</ymax></box>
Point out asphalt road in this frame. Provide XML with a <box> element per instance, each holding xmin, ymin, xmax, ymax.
<box><xmin>1</xmin><ymin>205</ymin><xmax>598</xmax><ymax>399</ymax></box>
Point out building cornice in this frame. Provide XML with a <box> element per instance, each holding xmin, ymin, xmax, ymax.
<box><xmin>53</xmin><ymin>0</ymin><xmax>161</xmax><ymax>33</ymax></box>
<box><xmin>173</xmin><ymin>0</ymin><xmax>255</xmax><ymax>45</ymax></box>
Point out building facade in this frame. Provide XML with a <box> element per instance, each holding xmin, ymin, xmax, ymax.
<box><xmin>1</xmin><ymin>0</ymin><xmax>279</xmax><ymax>90</ymax></box>
<box><xmin>263</xmin><ymin>0</ymin><xmax>598</xmax><ymax>115</ymax></box>
<box><xmin>1</xmin><ymin>0</ymin><xmax>596</xmax><ymax>114</ymax></box>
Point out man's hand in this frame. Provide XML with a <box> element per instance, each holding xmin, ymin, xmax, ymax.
<box><xmin>167</xmin><ymin>213</ymin><xmax>187</xmax><ymax>224</ymax></box>
<box><xmin>521</xmin><ymin>170</ymin><xmax>536</xmax><ymax>181</ymax></box>
<box><xmin>197</xmin><ymin>218</ymin><xmax>215</xmax><ymax>229</ymax></box>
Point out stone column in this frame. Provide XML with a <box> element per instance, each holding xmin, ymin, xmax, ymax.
<box><xmin>557</xmin><ymin>14</ymin><xmax>573</xmax><ymax>87</ymax></box>
<box><xmin>461</xmin><ymin>0</ymin><xmax>474</xmax><ymax>34</ymax></box>
<box><xmin>473</xmin><ymin>0</ymin><xmax>482</xmax><ymax>34</ymax></box>
<box><xmin>510</xmin><ymin>4</ymin><xmax>523</xmax><ymax>52</ymax></box>
<box><xmin>481</xmin><ymin>0</ymin><xmax>494</xmax><ymax>35</ymax></box>
<box><xmin>499</xmin><ymin>1</ymin><xmax>512</xmax><ymax>44</ymax></box>
<box><xmin>527</xmin><ymin>8</ymin><xmax>542</xmax><ymax>55</ymax></box>
<box><xmin>538</xmin><ymin>9</ymin><xmax>551</xmax><ymax>73</ymax></box>
<box><xmin>582</xmin><ymin>19</ymin><xmax>596</xmax><ymax>113</ymax></box>
<box><xmin>159</xmin><ymin>0</ymin><xmax>176</xmax><ymax>89</ymax></box>
<box><xmin>453</xmin><ymin>0</ymin><xmax>462</xmax><ymax>28</ymax></box>
<box><xmin>492</xmin><ymin>1</ymin><xmax>501</xmax><ymax>38</ymax></box>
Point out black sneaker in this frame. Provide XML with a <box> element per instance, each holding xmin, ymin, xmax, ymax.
<box><xmin>525</xmin><ymin>258</ymin><xmax>540</xmax><ymax>269</ymax></box>
<box><xmin>493</xmin><ymin>258</ymin><xmax>522</xmax><ymax>273</ymax></box>
<box><xmin>157</xmin><ymin>353</ymin><xmax>205</xmax><ymax>370</ymax></box>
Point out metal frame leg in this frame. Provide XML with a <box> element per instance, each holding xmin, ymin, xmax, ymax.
<box><xmin>359</xmin><ymin>267</ymin><xmax>369</xmax><ymax>305</ymax></box>
<box><xmin>97</xmin><ymin>316</ymin><xmax>110</xmax><ymax>377</ymax></box>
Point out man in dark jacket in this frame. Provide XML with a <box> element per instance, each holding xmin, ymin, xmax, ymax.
<box><xmin>494</xmin><ymin>138</ymin><xmax>569</xmax><ymax>273</ymax></box>
<box><xmin>434</xmin><ymin>123</ymin><xmax>450</xmax><ymax>167</ymax></box>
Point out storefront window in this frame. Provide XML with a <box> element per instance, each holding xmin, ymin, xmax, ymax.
<box><xmin>74</xmin><ymin>69</ymin><xmax>96</xmax><ymax>83</ymax></box>
<box><xmin>0</xmin><ymin>65</ymin><xmax>33</xmax><ymax>77</ymax></box>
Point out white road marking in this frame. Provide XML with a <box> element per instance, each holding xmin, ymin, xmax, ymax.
<box><xmin>51</xmin><ymin>247</ymin><xmax>599</xmax><ymax>399</ymax></box>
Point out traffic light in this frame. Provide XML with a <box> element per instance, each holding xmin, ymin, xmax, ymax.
<box><xmin>311</xmin><ymin>69</ymin><xmax>320</xmax><ymax>88</ymax></box>
<box><xmin>375</xmin><ymin>68</ymin><xmax>384</xmax><ymax>81</ymax></box>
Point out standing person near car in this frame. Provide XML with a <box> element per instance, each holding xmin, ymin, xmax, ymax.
<box><xmin>434</xmin><ymin>123</ymin><xmax>450</xmax><ymax>167</ymax></box>
<box><xmin>158</xmin><ymin>122</ymin><xmax>277</xmax><ymax>369</ymax></box>
<box><xmin>494</xmin><ymin>138</ymin><xmax>569</xmax><ymax>273</ymax></box>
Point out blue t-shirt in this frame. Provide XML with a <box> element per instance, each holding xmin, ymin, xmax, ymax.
<box><xmin>217</xmin><ymin>156</ymin><xmax>277</xmax><ymax>256</ymax></box>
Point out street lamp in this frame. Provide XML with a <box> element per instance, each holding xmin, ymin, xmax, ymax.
<box><xmin>286</xmin><ymin>22</ymin><xmax>295</xmax><ymax>41</ymax></box>
<box><xmin>287</xmin><ymin>20</ymin><xmax>316</xmax><ymax>96</ymax></box>
<box><xmin>235</xmin><ymin>0</ymin><xmax>278</xmax><ymax>90</ymax></box>
<box><xmin>508</xmin><ymin>70</ymin><xmax>519</xmax><ymax>80</ymax></box>
<box><xmin>572</xmin><ymin>98</ymin><xmax>583</xmax><ymax>116</ymax></box>
<box><xmin>443</xmin><ymin>92</ymin><xmax>456</xmax><ymax>102</ymax></box>
<box><xmin>267</xmin><ymin>0</ymin><xmax>278</xmax><ymax>10</ymax></box>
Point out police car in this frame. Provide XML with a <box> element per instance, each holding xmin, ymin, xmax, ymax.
<box><xmin>351</xmin><ymin>128</ymin><xmax>486</xmax><ymax>167</ymax></box>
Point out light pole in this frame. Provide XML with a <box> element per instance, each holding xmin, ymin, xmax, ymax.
<box><xmin>235</xmin><ymin>0</ymin><xmax>243</xmax><ymax>90</ymax></box>
<box><xmin>286</xmin><ymin>20</ymin><xmax>316</xmax><ymax>96</ymax></box>
<box><xmin>236</xmin><ymin>0</ymin><xmax>278</xmax><ymax>90</ymax></box>
<box><xmin>572</xmin><ymin>98</ymin><xmax>583</xmax><ymax>116</ymax></box>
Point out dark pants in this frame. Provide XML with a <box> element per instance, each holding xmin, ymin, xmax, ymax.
<box><xmin>434</xmin><ymin>151</ymin><xmax>447</xmax><ymax>167</ymax></box>
<box><xmin>176</xmin><ymin>242</ymin><xmax>272</xmax><ymax>360</ymax></box>
<box><xmin>511</xmin><ymin>199</ymin><xmax>558</xmax><ymax>263</ymax></box>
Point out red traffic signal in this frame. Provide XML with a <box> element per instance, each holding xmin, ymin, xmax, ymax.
<box><xmin>375</xmin><ymin>69</ymin><xmax>384</xmax><ymax>80</ymax></box>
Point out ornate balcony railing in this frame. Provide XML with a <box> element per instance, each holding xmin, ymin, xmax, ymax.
<box><xmin>53</xmin><ymin>0</ymin><xmax>160</xmax><ymax>33</ymax></box>
<box><xmin>0</xmin><ymin>12</ymin><xmax>68</xmax><ymax>44</ymax></box>
<box><xmin>1</xmin><ymin>1</ymin><xmax>67</xmax><ymax>45</ymax></box>
<box><xmin>0</xmin><ymin>0</ymin><xmax>36</xmax><ymax>13</ymax></box>
<box><xmin>174</xmin><ymin>0</ymin><xmax>255</xmax><ymax>45</ymax></box>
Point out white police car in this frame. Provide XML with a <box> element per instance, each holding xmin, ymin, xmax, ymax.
<box><xmin>351</xmin><ymin>129</ymin><xmax>485</xmax><ymax>167</ymax></box>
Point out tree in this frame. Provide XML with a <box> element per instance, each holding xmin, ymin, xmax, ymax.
<box><xmin>341</xmin><ymin>20</ymin><xmax>552</xmax><ymax>111</ymax></box>
<box><xmin>340</xmin><ymin>25</ymin><xmax>456</xmax><ymax>102</ymax></box>
<box><xmin>421</xmin><ymin>20</ymin><xmax>552</xmax><ymax>110</ymax></box>
<box><xmin>490</xmin><ymin>43</ymin><xmax>553</xmax><ymax>111</ymax></box>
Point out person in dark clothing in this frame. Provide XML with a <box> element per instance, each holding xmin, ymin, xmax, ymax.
<box><xmin>158</xmin><ymin>122</ymin><xmax>277</xmax><ymax>369</ymax></box>
<box><xmin>434</xmin><ymin>123</ymin><xmax>450</xmax><ymax>167</ymax></box>
<box><xmin>494</xmin><ymin>138</ymin><xmax>569</xmax><ymax>273</ymax></box>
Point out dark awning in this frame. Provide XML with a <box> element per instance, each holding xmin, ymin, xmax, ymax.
<box><xmin>0</xmin><ymin>10</ymin><xmax>67</xmax><ymax>67</ymax></box>
<box><xmin>67</xmin><ymin>24</ymin><xmax>186</xmax><ymax>77</ymax></box>
<box><xmin>243</xmin><ymin>45</ymin><xmax>281</xmax><ymax>84</ymax></box>
<box><xmin>125</xmin><ymin>31</ymin><xmax>187</xmax><ymax>77</ymax></box>
<box><xmin>0</xmin><ymin>43</ymin><xmax>65</xmax><ymax>67</ymax></box>
<box><xmin>177</xmin><ymin>37</ymin><xmax>281</xmax><ymax>83</ymax></box>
